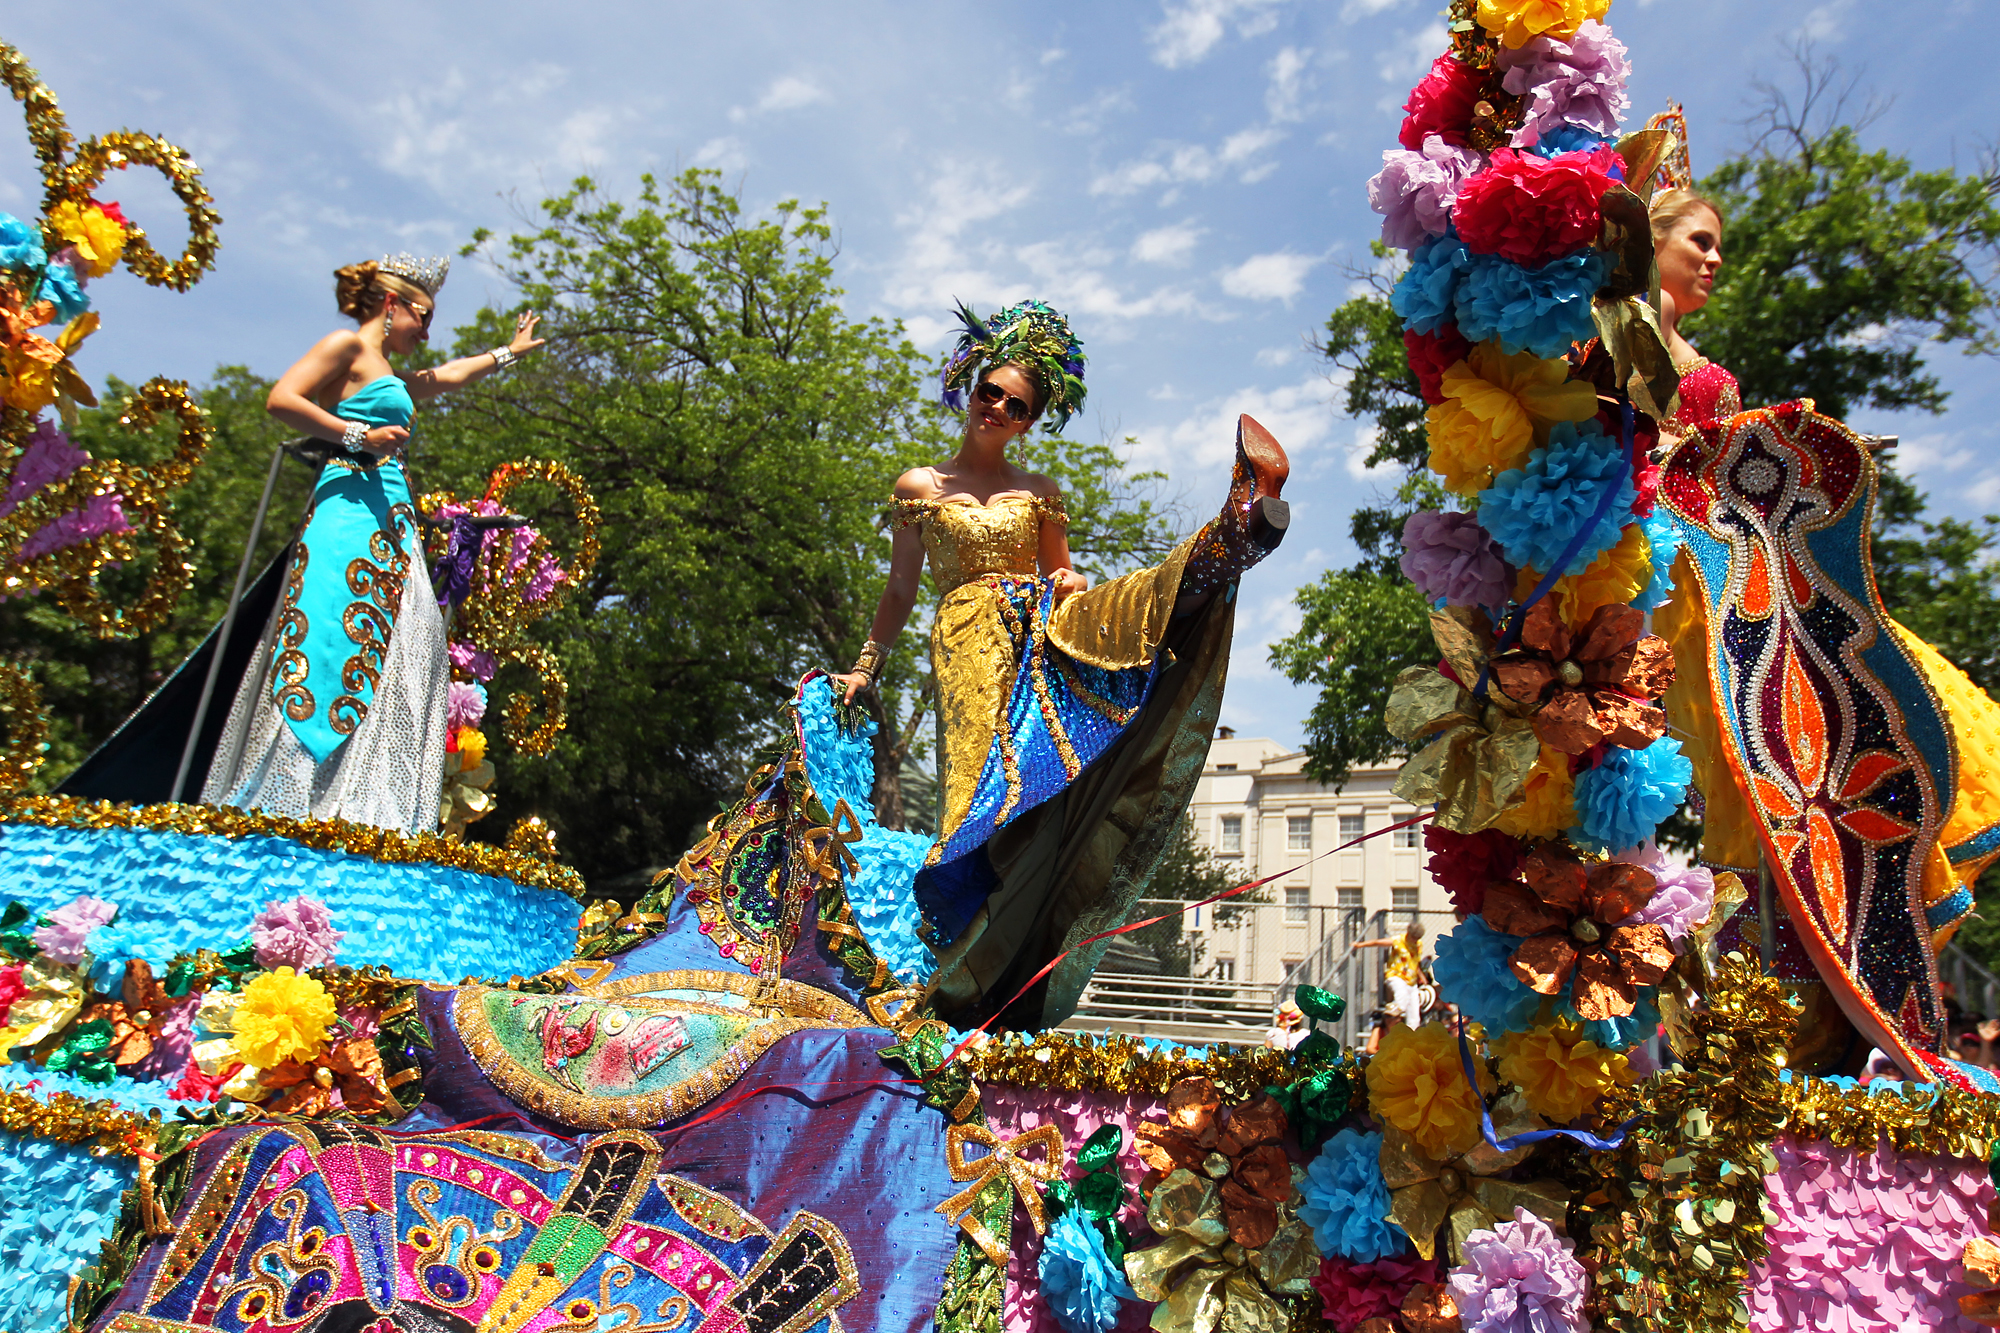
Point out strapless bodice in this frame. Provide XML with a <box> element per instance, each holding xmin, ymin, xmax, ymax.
<box><xmin>891</xmin><ymin>493</ymin><xmax>1068</xmax><ymax>597</ymax></box>
<box><xmin>1670</xmin><ymin>357</ymin><xmax>1741</xmax><ymax>428</ymax></box>
<box><xmin>334</xmin><ymin>374</ymin><xmax>416</xmax><ymax>429</ymax></box>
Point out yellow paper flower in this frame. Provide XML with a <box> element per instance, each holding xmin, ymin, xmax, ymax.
<box><xmin>455</xmin><ymin>727</ymin><xmax>488</xmax><ymax>770</ymax></box>
<box><xmin>230</xmin><ymin>966</ymin><xmax>335</xmax><ymax>1068</ymax></box>
<box><xmin>1364</xmin><ymin>1022</ymin><xmax>1496</xmax><ymax>1159</ymax></box>
<box><xmin>1492</xmin><ymin>1019</ymin><xmax>1632</xmax><ymax>1123</ymax></box>
<box><xmin>1475</xmin><ymin>0</ymin><xmax>1610</xmax><ymax>48</ymax></box>
<box><xmin>0</xmin><ymin>336</ymin><xmax>62</xmax><ymax>412</ymax></box>
<box><xmin>1514</xmin><ymin>523</ymin><xmax>1651</xmax><ymax>628</ymax></box>
<box><xmin>1490</xmin><ymin>744</ymin><xmax>1576</xmax><ymax>839</ymax></box>
<box><xmin>47</xmin><ymin>201</ymin><xmax>127</xmax><ymax>278</ymax></box>
<box><xmin>1427</xmin><ymin>344</ymin><xmax>1599</xmax><ymax>496</ymax></box>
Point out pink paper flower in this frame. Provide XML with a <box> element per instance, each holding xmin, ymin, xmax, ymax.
<box><xmin>1401</xmin><ymin>510</ymin><xmax>1513</xmax><ymax>609</ymax></box>
<box><xmin>0</xmin><ymin>961</ymin><xmax>25</xmax><ymax>1023</ymax></box>
<box><xmin>0</xmin><ymin>418</ymin><xmax>88</xmax><ymax>517</ymax></box>
<box><xmin>251</xmin><ymin>894</ymin><xmax>344</xmax><ymax>970</ymax></box>
<box><xmin>1448</xmin><ymin>1207</ymin><xmax>1589</xmax><ymax>1333</ymax></box>
<box><xmin>1612</xmin><ymin>841</ymin><xmax>1715</xmax><ymax>943</ymax></box>
<box><xmin>16</xmin><ymin>491</ymin><xmax>131</xmax><ymax>561</ymax></box>
<box><xmin>1452</xmin><ymin>145</ymin><xmax>1624</xmax><ymax>268</ymax></box>
<box><xmin>31</xmin><ymin>895</ymin><xmax>118</xmax><ymax>964</ymax></box>
<box><xmin>132</xmin><ymin>996</ymin><xmax>197</xmax><ymax>1082</ymax></box>
<box><xmin>447</xmin><ymin>680</ymin><xmax>488</xmax><ymax>730</ymax></box>
<box><xmin>449</xmin><ymin>641</ymin><xmax>497</xmax><ymax>682</ymax></box>
<box><xmin>1401</xmin><ymin>53</ymin><xmax>1487</xmax><ymax>150</ymax></box>
<box><xmin>1369</xmin><ymin>135</ymin><xmax>1487</xmax><ymax>251</ymax></box>
<box><xmin>1751</xmin><ymin>1137</ymin><xmax>1994</xmax><ymax>1332</ymax></box>
<box><xmin>1499</xmin><ymin>21</ymin><xmax>1632</xmax><ymax>148</ymax></box>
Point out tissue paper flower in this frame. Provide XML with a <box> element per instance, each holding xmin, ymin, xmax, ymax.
<box><xmin>1313</xmin><ymin>1253</ymin><xmax>1441</xmax><ymax>1333</ymax></box>
<box><xmin>1500</xmin><ymin>21</ymin><xmax>1630</xmax><ymax>147</ymax></box>
<box><xmin>447</xmin><ymin>680</ymin><xmax>488</xmax><ymax>730</ymax></box>
<box><xmin>46</xmin><ymin>200</ymin><xmax>127</xmax><ymax>278</ymax></box>
<box><xmin>1490</xmin><ymin>1019</ymin><xmax>1631</xmax><ymax>1122</ymax></box>
<box><xmin>1400</xmin><ymin>53</ymin><xmax>1486</xmax><ymax>149</ymax></box>
<box><xmin>31</xmin><ymin>896</ymin><xmax>118</xmax><ymax>965</ymax></box>
<box><xmin>1489</xmin><ymin>745</ymin><xmax>1577</xmax><ymax>840</ymax></box>
<box><xmin>1406</xmin><ymin>324</ymin><xmax>1474</xmax><ymax>404</ymax></box>
<box><xmin>1401</xmin><ymin>511</ymin><xmax>1512</xmax><ymax>609</ymax></box>
<box><xmin>1371</xmin><ymin>135</ymin><xmax>1487</xmax><ymax>251</ymax></box>
<box><xmin>1453</xmin><ymin>145</ymin><xmax>1624</xmax><ymax>268</ymax></box>
<box><xmin>1365</xmin><ymin>1023</ymin><xmax>1495</xmax><ymax>1159</ymax></box>
<box><xmin>1433</xmin><ymin>916</ymin><xmax>1545</xmax><ymax>1037</ymax></box>
<box><xmin>1570</xmin><ymin>736</ymin><xmax>1693</xmax><ymax>855</ymax></box>
<box><xmin>1612</xmin><ymin>839</ymin><xmax>1716</xmax><ymax>943</ymax></box>
<box><xmin>251</xmin><ymin>894</ymin><xmax>345</xmax><ymax>970</ymax></box>
<box><xmin>1424</xmin><ymin>825</ymin><xmax>1525</xmax><ymax>916</ymax></box>
<box><xmin>229</xmin><ymin>967</ymin><xmax>336</xmax><ymax>1069</ymax></box>
<box><xmin>1475</xmin><ymin>0</ymin><xmax>1610</xmax><ymax>49</ymax></box>
<box><xmin>1427</xmin><ymin>343</ymin><xmax>1599</xmax><ymax>495</ymax></box>
<box><xmin>1454</xmin><ymin>248</ymin><xmax>1611</xmax><ymax>358</ymax></box>
<box><xmin>1039</xmin><ymin>1210</ymin><xmax>1137</xmax><ymax>1333</ymax></box>
<box><xmin>1298</xmin><ymin>1129</ymin><xmax>1409</xmax><ymax>1263</ymax></box>
<box><xmin>1476</xmin><ymin>420</ymin><xmax>1636</xmax><ymax>577</ymax></box>
<box><xmin>1447</xmin><ymin>1206</ymin><xmax>1590</xmax><ymax>1332</ymax></box>
<box><xmin>1392</xmin><ymin>233</ymin><xmax>1475</xmax><ymax>336</ymax></box>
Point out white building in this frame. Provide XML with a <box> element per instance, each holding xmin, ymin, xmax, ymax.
<box><xmin>1184</xmin><ymin>729</ymin><xmax>1448</xmax><ymax>987</ymax></box>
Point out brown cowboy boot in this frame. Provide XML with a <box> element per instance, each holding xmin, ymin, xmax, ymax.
<box><xmin>1177</xmin><ymin>413</ymin><xmax>1290</xmax><ymax>602</ymax></box>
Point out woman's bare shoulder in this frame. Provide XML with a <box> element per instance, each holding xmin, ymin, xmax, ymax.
<box><xmin>893</xmin><ymin>466</ymin><xmax>945</xmax><ymax>500</ymax></box>
<box><xmin>1017</xmin><ymin>470</ymin><xmax>1064</xmax><ymax>500</ymax></box>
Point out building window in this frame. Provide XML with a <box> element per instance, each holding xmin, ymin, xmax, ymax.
<box><xmin>1282</xmin><ymin>957</ymin><xmax>1303</xmax><ymax>978</ymax></box>
<box><xmin>1215</xmin><ymin>957</ymin><xmax>1236</xmax><ymax>981</ymax></box>
<box><xmin>1216</xmin><ymin>763</ymin><xmax>1237</xmax><ymax>771</ymax></box>
<box><xmin>1219</xmin><ymin>814</ymin><xmax>1242</xmax><ymax>853</ymax></box>
<box><xmin>1337</xmin><ymin>886</ymin><xmax>1363</xmax><ymax>909</ymax></box>
<box><xmin>1338</xmin><ymin>813</ymin><xmax>1366</xmax><ymax>843</ymax></box>
<box><xmin>1392</xmin><ymin>824</ymin><xmax>1419</xmax><ymax>848</ymax></box>
<box><xmin>1285</xmin><ymin>884</ymin><xmax>1309</xmax><ymax>922</ymax></box>
<box><xmin>1287</xmin><ymin>815</ymin><xmax>1312</xmax><ymax>851</ymax></box>
<box><xmin>1392</xmin><ymin>886</ymin><xmax>1419</xmax><ymax>920</ymax></box>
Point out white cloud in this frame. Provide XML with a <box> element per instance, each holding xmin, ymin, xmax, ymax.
<box><xmin>1147</xmin><ymin>0</ymin><xmax>1289</xmax><ymax>69</ymax></box>
<box><xmin>1219</xmin><ymin>250</ymin><xmax>1318</xmax><ymax>303</ymax></box>
<box><xmin>1132</xmin><ymin>374</ymin><xmax>1338</xmax><ymax>489</ymax></box>
<box><xmin>729</xmin><ymin>75</ymin><xmax>829</xmax><ymax>123</ymax></box>
<box><xmin>1132</xmin><ymin>222</ymin><xmax>1205</xmax><ymax>266</ymax></box>
<box><xmin>693</xmin><ymin>136</ymin><xmax>747</xmax><ymax>172</ymax></box>
<box><xmin>1796</xmin><ymin>0</ymin><xmax>1855</xmax><ymax>42</ymax></box>
<box><xmin>1255</xmin><ymin>345</ymin><xmax>1297</xmax><ymax>367</ymax></box>
<box><xmin>1265</xmin><ymin>46</ymin><xmax>1310</xmax><ymax>123</ymax></box>
<box><xmin>1893</xmin><ymin>430</ymin><xmax>1976</xmax><ymax>476</ymax></box>
<box><xmin>1091</xmin><ymin>126</ymin><xmax>1284</xmax><ymax>196</ymax></box>
<box><xmin>1379</xmin><ymin>21</ymin><xmax>1448</xmax><ymax>82</ymax></box>
<box><xmin>877</xmin><ymin>164</ymin><xmax>1036</xmax><ymax>325</ymax></box>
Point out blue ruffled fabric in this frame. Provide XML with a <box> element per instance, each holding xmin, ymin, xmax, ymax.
<box><xmin>793</xmin><ymin>676</ymin><xmax>935</xmax><ymax>984</ymax></box>
<box><xmin>1454</xmin><ymin>248</ymin><xmax>1611</xmax><ymax>358</ymax></box>
<box><xmin>1634</xmin><ymin>508</ymin><xmax>1680</xmax><ymax>611</ymax></box>
<box><xmin>1561</xmin><ymin>990</ymin><xmax>1661</xmax><ymax>1051</ymax></box>
<box><xmin>0</xmin><ymin>1128</ymin><xmax>133</xmax><ymax>1333</ymax></box>
<box><xmin>1477</xmin><ymin>421</ymin><xmax>1635</xmax><ymax>577</ymax></box>
<box><xmin>1390</xmin><ymin>233</ymin><xmax>1473</xmax><ymax>335</ymax></box>
<box><xmin>1527</xmin><ymin>127</ymin><xmax>1614</xmax><ymax>158</ymax></box>
<box><xmin>1433</xmin><ymin>917</ymin><xmax>1545</xmax><ymax>1035</ymax></box>
<box><xmin>0</xmin><ymin>213</ymin><xmax>46</xmax><ymax>273</ymax></box>
<box><xmin>1297</xmin><ymin>1128</ymin><xmax>1408</xmax><ymax>1262</ymax></box>
<box><xmin>1038</xmin><ymin>1210</ymin><xmax>1137</xmax><ymax>1333</ymax></box>
<box><xmin>1570</xmin><ymin>737</ymin><xmax>1693</xmax><ymax>855</ymax></box>
<box><xmin>0</xmin><ymin>824</ymin><xmax>578</xmax><ymax>983</ymax></box>
<box><xmin>34</xmin><ymin>262</ymin><xmax>87</xmax><ymax>326</ymax></box>
<box><xmin>0</xmin><ymin>1063</ymin><xmax>209</xmax><ymax>1119</ymax></box>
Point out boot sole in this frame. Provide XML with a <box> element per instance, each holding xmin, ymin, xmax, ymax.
<box><xmin>1238</xmin><ymin>414</ymin><xmax>1291</xmax><ymax>497</ymax></box>
<box><xmin>1251</xmin><ymin>497</ymin><xmax>1289</xmax><ymax>552</ymax></box>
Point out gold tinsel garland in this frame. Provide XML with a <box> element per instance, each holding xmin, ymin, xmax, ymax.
<box><xmin>0</xmin><ymin>794</ymin><xmax>588</xmax><ymax>900</ymax></box>
<box><xmin>958</xmin><ymin>1029</ymin><xmax>1331</xmax><ymax>1104</ymax></box>
<box><xmin>0</xmin><ymin>1085</ymin><xmax>157</xmax><ymax>1157</ymax></box>
<box><xmin>0</xmin><ymin>660</ymin><xmax>48</xmax><ymax>792</ymax></box>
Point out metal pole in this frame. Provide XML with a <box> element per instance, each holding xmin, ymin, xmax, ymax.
<box><xmin>170</xmin><ymin>446</ymin><xmax>285</xmax><ymax>803</ymax></box>
<box><xmin>1758</xmin><ymin>852</ymin><xmax>1778</xmax><ymax>975</ymax></box>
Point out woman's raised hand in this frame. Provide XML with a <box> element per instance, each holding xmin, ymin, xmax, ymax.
<box><xmin>509</xmin><ymin>311</ymin><xmax>546</xmax><ymax>356</ymax></box>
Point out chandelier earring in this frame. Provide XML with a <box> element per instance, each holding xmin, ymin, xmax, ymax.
<box><xmin>383</xmin><ymin>304</ymin><xmax>395</xmax><ymax>338</ymax></box>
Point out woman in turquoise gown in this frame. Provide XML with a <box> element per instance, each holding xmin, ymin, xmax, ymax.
<box><xmin>202</xmin><ymin>254</ymin><xmax>544</xmax><ymax>834</ymax></box>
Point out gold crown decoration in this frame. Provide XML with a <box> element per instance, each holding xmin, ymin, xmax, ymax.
<box><xmin>379</xmin><ymin>252</ymin><xmax>450</xmax><ymax>297</ymax></box>
<box><xmin>1644</xmin><ymin>102</ymin><xmax>1695</xmax><ymax>194</ymax></box>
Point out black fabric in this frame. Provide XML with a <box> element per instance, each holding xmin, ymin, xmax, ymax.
<box><xmin>57</xmin><ymin>550</ymin><xmax>290</xmax><ymax>803</ymax></box>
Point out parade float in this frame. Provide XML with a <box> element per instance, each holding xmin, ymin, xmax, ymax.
<box><xmin>3</xmin><ymin>4</ymin><xmax>2000</xmax><ymax>1331</ymax></box>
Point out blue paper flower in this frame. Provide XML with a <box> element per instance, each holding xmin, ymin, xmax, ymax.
<box><xmin>1634</xmin><ymin>508</ymin><xmax>1680</xmax><ymax>611</ymax></box>
<box><xmin>0</xmin><ymin>1129</ymin><xmax>134</xmax><ymax>1332</ymax></box>
<box><xmin>1433</xmin><ymin>916</ymin><xmax>1544</xmax><ymax>1036</ymax></box>
<box><xmin>34</xmin><ymin>261</ymin><xmax>88</xmax><ymax>325</ymax></box>
<box><xmin>1528</xmin><ymin>126</ymin><xmax>1616</xmax><ymax>159</ymax></box>
<box><xmin>1476</xmin><ymin>421</ymin><xmax>1635</xmax><ymax>577</ymax></box>
<box><xmin>1571</xmin><ymin>737</ymin><xmax>1693</xmax><ymax>855</ymax></box>
<box><xmin>1297</xmin><ymin>1129</ymin><xmax>1409</xmax><ymax>1263</ymax></box>
<box><xmin>1038</xmin><ymin>1210</ymin><xmax>1137</xmax><ymax>1333</ymax></box>
<box><xmin>0</xmin><ymin>213</ymin><xmax>46</xmax><ymax>273</ymax></box>
<box><xmin>1391</xmin><ymin>232</ymin><xmax>1473</xmax><ymax>335</ymax></box>
<box><xmin>1454</xmin><ymin>248</ymin><xmax>1611</xmax><ymax>358</ymax></box>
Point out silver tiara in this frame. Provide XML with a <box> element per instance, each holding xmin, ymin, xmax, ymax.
<box><xmin>379</xmin><ymin>252</ymin><xmax>450</xmax><ymax>298</ymax></box>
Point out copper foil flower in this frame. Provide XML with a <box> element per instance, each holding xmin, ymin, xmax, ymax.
<box><xmin>1135</xmin><ymin>1077</ymin><xmax>1295</xmax><ymax>1248</ymax></box>
<box><xmin>74</xmin><ymin>958</ymin><xmax>173</xmax><ymax>1068</ymax></box>
<box><xmin>1489</xmin><ymin>601</ymin><xmax>1673</xmax><ymax>754</ymax></box>
<box><xmin>1481</xmin><ymin>843</ymin><xmax>1675</xmax><ymax>1019</ymax></box>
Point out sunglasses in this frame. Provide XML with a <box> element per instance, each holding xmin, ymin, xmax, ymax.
<box><xmin>973</xmin><ymin>380</ymin><xmax>1033</xmax><ymax>424</ymax></box>
<box><xmin>393</xmin><ymin>296</ymin><xmax>435</xmax><ymax>330</ymax></box>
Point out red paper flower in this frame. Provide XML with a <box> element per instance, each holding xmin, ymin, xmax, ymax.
<box><xmin>1597</xmin><ymin>403</ymin><xmax>1663</xmax><ymax>516</ymax></box>
<box><xmin>1424</xmin><ymin>825</ymin><xmax>1525</xmax><ymax>916</ymax></box>
<box><xmin>0</xmin><ymin>962</ymin><xmax>25</xmax><ymax>1024</ymax></box>
<box><xmin>1405</xmin><ymin>324</ymin><xmax>1473</xmax><ymax>405</ymax></box>
<box><xmin>91</xmin><ymin>198</ymin><xmax>129</xmax><ymax>226</ymax></box>
<box><xmin>1400</xmin><ymin>54</ymin><xmax>1487</xmax><ymax>150</ymax></box>
<box><xmin>1452</xmin><ymin>145</ymin><xmax>1623</xmax><ymax>267</ymax></box>
<box><xmin>1313</xmin><ymin>1253</ymin><xmax>1442</xmax><ymax>1333</ymax></box>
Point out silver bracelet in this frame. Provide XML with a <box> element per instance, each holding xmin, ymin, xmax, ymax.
<box><xmin>340</xmin><ymin>420</ymin><xmax>369</xmax><ymax>452</ymax></box>
<box><xmin>489</xmin><ymin>346</ymin><xmax>517</xmax><ymax>370</ymax></box>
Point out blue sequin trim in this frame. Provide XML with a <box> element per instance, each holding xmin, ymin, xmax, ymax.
<box><xmin>1926</xmin><ymin>884</ymin><xmax>1975</xmax><ymax>930</ymax></box>
<box><xmin>1948</xmin><ymin>821</ymin><xmax>2000</xmax><ymax>865</ymax></box>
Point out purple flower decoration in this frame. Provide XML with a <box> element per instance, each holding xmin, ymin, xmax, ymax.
<box><xmin>1448</xmin><ymin>1207</ymin><xmax>1589</xmax><ymax>1333</ymax></box>
<box><xmin>251</xmin><ymin>894</ymin><xmax>345</xmax><ymax>970</ymax></box>
<box><xmin>1613</xmin><ymin>840</ymin><xmax>1716</xmax><ymax>944</ymax></box>
<box><xmin>0</xmin><ymin>419</ymin><xmax>88</xmax><ymax>518</ymax></box>
<box><xmin>1368</xmin><ymin>135</ymin><xmax>1486</xmax><ymax>251</ymax></box>
<box><xmin>16</xmin><ymin>491</ymin><xmax>131</xmax><ymax>562</ymax></box>
<box><xmin>1400</xmin><ymin>510</ymin><xmax>1512</xmax><ymax>609</ymax></box>
<box><xmin>31</xmin><ymin>895</ymin><xmax>118</xmax><ymax>964</ymax></box>
<box><xmin>447</xmin><ymin>680</ymin><xmax>488</xmax><ymax>730</ymax></box>
<box><xmin>449</xmin><ymin>641</ymin><xmax>497</xmax><ymax>682</ymax></box>
<box><xmin>132</xmin><ymin>996</ymin><xmax>197</xmax><ymax>1082</ymax></box>
<box><xmin>1498</xmin><ymin>20</ymin><xmax>1631</xmax><ymax>149</ymax></box>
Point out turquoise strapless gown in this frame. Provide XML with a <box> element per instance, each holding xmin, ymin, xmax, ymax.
<box><xmin>271</xmin><ymin>376</ymin><xmax>421</xmax><ymax>762</ymax></box>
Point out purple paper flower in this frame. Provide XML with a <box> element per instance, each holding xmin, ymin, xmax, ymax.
<box><xmin>251</xmin><ymin>894</ymin><xmax>345</xmax><ymax>970</ymax></box>
<box><xmin>1368</xmin><ymin>135</ymin><xmax>1486</xmax><ymax>251</ymax></box>
<box><xmin>16</xmin><ymin>492</ymin><xmax>131</xmax><ymax>561</ymax></box>
<box><xmin>1613</xmin><ymin>840</ymin><xmax>1716</xmax><ymax>944</ymax></box>
<box><xmin>1400</xmin><ymin>510</ymin><xmax>1511</xmax><ymax>608</ymax></box>
<box><xmin>0</xmin><ymin>419</ymin><xmax>88</xmax><ymax>518</ymax></box>
<box><xmin>1448</xmin><ymin>1207</ymin><xmax>1589</xmax><ymax>1333</ymax></box>
<box><xmin>1499</xmin><ymin>20</ymin><xmax>1631</xmax><ymax>149</ymax></box>
<box><xmin>524</xmin><ymin>555</ymin><xmax>564</xmax><ymax>602</ymax></box>
<box><xmin>131</xmin><ymin>996</ymin><xmax>197</xmax><ymax>1082</ymax></box>
<box><xmin>449</xmin><ymin>641</ymin><xmax>497</xmax><ymax>682</ymax></box>
<box><xmin>447</xmin><ymin>680</ymin><xmax>488</xmax><ymax>730</ymax></box>
<box><xmin>31</xmin><ymin>895</ymin><xmax>118</xmax><ymax>964</ymax></box>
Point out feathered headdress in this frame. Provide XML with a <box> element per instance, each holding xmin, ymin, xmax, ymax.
<box><xmin>938</xmin><ymin>299</ymin><xmax>1087</xmax><ymax>434</ymax></box>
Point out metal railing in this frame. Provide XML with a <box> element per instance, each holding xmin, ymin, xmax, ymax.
<box><xmin>1942</xmin><ymin>941</ymin><xmax>2000</xmax><ymax>1020</ymax></box>
<box><xmin>1274</xmin><ymin>908</ymin><xmax>1461</xmax><ymax>1050</ymax></box>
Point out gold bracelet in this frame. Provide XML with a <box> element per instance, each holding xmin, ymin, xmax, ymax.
<box><xmin>850</xmin><ymin>639</ymin><xmax>886</xmax><ymax>682</ymax></box>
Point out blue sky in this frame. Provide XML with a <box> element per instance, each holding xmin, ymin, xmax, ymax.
<box><xmin>5</xmin><ymin>0</ymin><xmax>1995</xmax><ymax>751</ymax></box>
